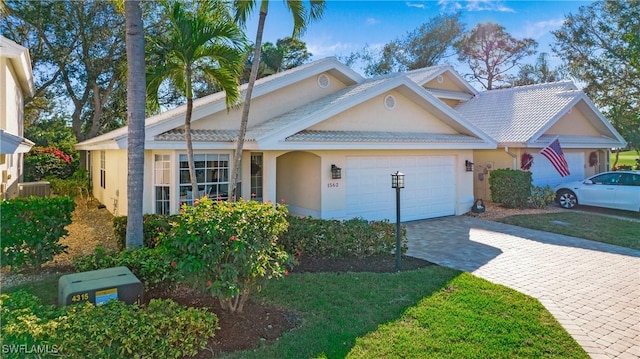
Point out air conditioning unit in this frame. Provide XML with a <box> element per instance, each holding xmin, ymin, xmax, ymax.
<box><xmin>18</xmin><ymin>181</ymin><xmax>51</xmax><ymax>198</ymax></box>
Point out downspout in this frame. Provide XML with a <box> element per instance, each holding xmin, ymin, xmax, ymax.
<box><xmin>505</xmin><ymin>147</ymin><xmax>517</xmax><ymax>170</ymax></box>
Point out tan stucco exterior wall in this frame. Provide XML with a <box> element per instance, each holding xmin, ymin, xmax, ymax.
<box><xmin>276</xmin><ymin>151</ymin><xmax>321</xmax><ymax>216</ymax></box>
<box><xmin>309</xmin><ymin>90</ymin><xmax>457</xmax><ymax>133</ymax></box>
<box><xmin>424</xmin><ymin>73</ymin><xmax>469</xmax><ymax>92</ymax></box>
<box><xmin>192</xmin><ymin>73</ymin><xmax>348</xmax><ymax>131</ymax></box>
<box><xmin>1</xmin><ymin>57</ymin><xmax>25</xmax><ymax>197</ymax></box>
<box><xmin>547</xmin><ymin>107</ymin><xmax>601</xmax><ymax>136</ymax></box>
<box><xmin>90</xmin><ymin>150</ymin><xmax>129</xmax><ymax>216</ymax></box>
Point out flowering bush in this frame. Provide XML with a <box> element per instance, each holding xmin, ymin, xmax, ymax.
<box><xmin>24</xmin><ymin>146</ymin><xmax>77</xmax><ymax>181</ymax></box>
<box><xmin>162</xmin><ymin>197</ymin><xmax>290</xmax><ymax>313</ymax></box>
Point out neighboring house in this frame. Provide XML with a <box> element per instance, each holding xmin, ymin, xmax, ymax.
<box><xmin>0</xmin><ymin>36</ymin><xmax>35</xmax><ymax>199</ymax></box>
<box><xmin>455</xmin><ymin>81</ymin><xmax>627</xmax><ymax>200</ymax></box>
<box><xmin>76</xmin><ymin>57</ymin><xmax>626</xmax><ymax>221</ymax></box>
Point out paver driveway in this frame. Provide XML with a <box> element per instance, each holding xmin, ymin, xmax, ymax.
<box><xmin>405</xmin><ymin>216</ymin><xmax>640</xmax><ymax>359</ymax></box>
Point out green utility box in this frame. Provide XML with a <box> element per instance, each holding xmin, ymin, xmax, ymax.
<box><xmin>58</xmin><ymin>266</ymin><xmax>143</xmax><ymax>307</ymax></box>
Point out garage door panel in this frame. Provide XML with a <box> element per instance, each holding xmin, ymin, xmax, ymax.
<box><xmin>346</xmin><ymin>155</ymin><xmax>456</xmax><ymax>221</ymax></box>
<box><xmin>532</xmin><ymin>152</ymin><xmax>584</xmax><ymax>187</ymax></box>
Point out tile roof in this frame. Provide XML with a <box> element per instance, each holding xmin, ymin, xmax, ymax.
<box><xmin>286</xmin><ymin>130</ymin><xmax>485</xmax><ymax>143</ymax></box>
<box><xmin>155</xmin><ymin>129</ymin><xmax>246</xmax><ymax>142</ymax></box>
<box><xmin>455</xmin><ymin>81</ymin><xmax>579</xmax><ymax>143</ymax></box>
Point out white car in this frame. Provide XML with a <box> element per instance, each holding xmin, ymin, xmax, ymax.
<box><xmin>554</xmin><ymin>170</ymin><xmax>640</xmax><ymax>212</ymax></box>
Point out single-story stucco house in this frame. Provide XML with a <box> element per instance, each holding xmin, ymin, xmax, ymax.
<box><xmin>76</xmin><ymin>57</ymin><xmax>626</xmax><ymax>221</ymax></box>
<box><xmin>456</xmin><ymin>81</ymin><xmax>627</xmax><ymax>200</ymax></box>
<box><xmin>1</xmin><ymin>36</ymin><xmax>35</xmax><ymax>199</ymax></box>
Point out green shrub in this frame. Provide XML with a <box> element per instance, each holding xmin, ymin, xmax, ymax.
<box><xmin>280</xmin><ymin>216</ymin><xmax>407</xmax><ymax>259</ymax></box>
<box><xmin>113</xmin><ymin>214</ymin><xmax>176</xmax><ymax>249</ymax></box>
<box><xmin>528</xmin><ymin>185</ymin><xmax>556</xmax><ymax>209</ymax></box>
<box><xmin>0</xmin><ymin>196</ymin><xmax>75</xmax><ymax>270</ymax></box>
<box><xmin>162</xmin><ymin>197</ymin><xmax>290</xmax><ymax>313</ymax></box>
<box><xmin>48</xmin><ymin>169</ymin><xmax>90</xmax><ymax>196</ymax></box>
<box><xmin>489</xmin><ymin>169</ymin><xmax>533</xmax><ymax>208</ymax></box>
<box><xmin>73</xmin><ymin>246</ymin><xmax>180</xmax><ymax>291</ymax></box>
<box><xmin>1</xmin><ymin>290</ymin><xmax>217</xmax><ymax>359</ymax></box>
<box><xmin>0</xmin><ymin>289</ymin><xmax>63</xmax><ymax>354</ymax></box>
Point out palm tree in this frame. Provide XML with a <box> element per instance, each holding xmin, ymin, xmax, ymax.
<box><xmin>230</xmin><ymin>0</ymin><xmax>325</xmax><ymax>199</ymax></box>
<box><xmin>124</xmin><ymin>1</ymin><xmax>145</xmax><ymax>248</ymax></box>
<box><xmin>147</xmin><ymin>0</ymin><xmax>246</xmax><ymax>202</ymax></box>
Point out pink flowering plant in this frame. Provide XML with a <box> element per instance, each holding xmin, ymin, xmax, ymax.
<box><xmin>162</xmin><ymin>197</ymin><xmax>290</xmax><ymax>313</ymax></box>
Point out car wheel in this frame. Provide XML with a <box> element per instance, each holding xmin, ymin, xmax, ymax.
<box><xmin>557</xmin><ymin>190</ymin><xmax>577</xmax><ymax>209</ymax></box>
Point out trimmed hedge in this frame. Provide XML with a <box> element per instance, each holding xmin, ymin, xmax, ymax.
<box><xmin>489</xmin><ymin>169</ymin><xmax>532</xmax><ymax>208</ymax></box>
<box><xmin>280</xmin><ymin>216</ymin><xmax>407</xmax><ymax>259</ymax></box>
<box><xmin>73</xmin><ymin>246</ymin><xmax>181</xmax><ymax>292</ymax></box>
<box><xmin>113</xmin><ymin>212</ymin><xmax>406</xmax><ymax>260</ymax></box>
<box><xmin>0</xmin><ymin>290</ymin><xmax>217</xmax><ymax>359</ymax></box>
<box><xmin>0</xmin><ymin>196</ymin><xmax>75</xmax><ymax>270</ymax></box>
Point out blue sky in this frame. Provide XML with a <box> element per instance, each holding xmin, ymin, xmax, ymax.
<box><xmin>245</xmin><ymin>0</ymin><xmax>592</xmax><ymax>77</ymax></box>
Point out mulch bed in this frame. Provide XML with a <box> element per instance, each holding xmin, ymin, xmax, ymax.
<box><xmin>146</xmin><ymin>255</ymin><xmax>434</xmax><ymax>357</ymax></box>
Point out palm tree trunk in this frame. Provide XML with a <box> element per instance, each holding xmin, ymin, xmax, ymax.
<box><xmin>230</xmin><ymin>6</ymin><xmax>267</xmax><ymax>200</ymax></box>
<box><xmin>124</xmin><ymin>0</ymin><xmax>145</xmax><ymax>248</ymax></box>
<box><xmin>185</xmin><ymin>96</ymin><xmax>199</xmax><ymax>202</ymax></box>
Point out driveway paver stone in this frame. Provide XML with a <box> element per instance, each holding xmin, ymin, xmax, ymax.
<box><xmin>405</xmin><ymin>216</ymin><xmax>640</xmax><ymax>359</ymax></box>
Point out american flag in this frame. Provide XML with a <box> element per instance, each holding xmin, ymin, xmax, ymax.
<box><xmin>540</xmin><ymin>138</ymin><xmax>570</xmax><ymax>177</ymax></box>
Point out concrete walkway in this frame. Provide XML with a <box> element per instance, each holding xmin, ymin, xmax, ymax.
<box><xmin>405</xmin><ymin>216</ymin><xmax>640</xmax><ymax>359</ymax></box>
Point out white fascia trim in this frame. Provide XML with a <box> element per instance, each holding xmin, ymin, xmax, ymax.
<box><xmin>0</xmin><ymin>130</ymin><xmax>34</xmax><ymax>154</ymax></box>
<box><xmin>426</xmin><ymin>88</ymin><xmax>474</xmax><ymax>101</ymax></box>
<box><xmin>75</xmin><ymin>140</ymin><xmax>122</xmax><ymax>151</ymax></box>
<box><xmin>401</xmin><ymin>83</ymin><xmax>496</xmax><ymax>147</ymax></box>
<box><xmin>1</xmin><ymin>37</ymin><xmax>35</xmax><ymax>96</ymax></box>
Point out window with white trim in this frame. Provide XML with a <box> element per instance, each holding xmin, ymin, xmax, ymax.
<box><xmin>154</xmin><ymin>154</ymin><xmax>171</xmax><ymax>215</ymax></box>
<box><xmin>250</xmin><ymin>153</ymin><xmax>263</xmax><ymax>201</ymax></box>
<box><xmin>179</xmin><ymin>154</ymin><xmax>229</xmax><ymax>206</ymax></box>
<box><xmin>100</xmin><ymin>151</ymin><xmax>106</xmax><ymax>189</ymax></box>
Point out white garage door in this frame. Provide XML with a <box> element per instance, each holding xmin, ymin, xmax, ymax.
<box><xmin>531</xmin><ymin>152</ymin><xmax>584</xmax><ymax>188</ymax></box>
<box><xmin>345</xmin><ymin>155</ymin><xmax>456</xmax><ymax>221</ymax></box>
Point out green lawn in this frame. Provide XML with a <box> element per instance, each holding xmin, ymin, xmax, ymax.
<box><xmin>5</xmin><ymin>267</ymin><xmax>587</xmax><ymax>359</ymax></box>
<box><xmin>223</xmin><ymin>269</ymin><xmax>586</xmax><ymax>359</ymax></box>
<box><xmin>500</xmin><ymin>212</ymin><xmax>640</xmax><ymax>250</ymax></box>
<box><xmin>611</xmin><ymin>150</ymin><xmax>639</xmax><ymax>167</ymax></box>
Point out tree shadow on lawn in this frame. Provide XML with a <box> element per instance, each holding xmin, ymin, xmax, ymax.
<box><xmin>216</xmin><ymin>256</ymin><xmax>460</xmax><ymax>359</ymax></box>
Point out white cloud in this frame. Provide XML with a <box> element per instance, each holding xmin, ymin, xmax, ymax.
<box><xmin>307</xmin><ymin>41</ymin><xmax>356</xmax><ymax>58</ymax></box>
<box><xmin>516</xmin><ymin>19</ymin><xmax>565</xmax><ymax>40</ymax></box>
<box><xmin>438</xmin><ymin>0</ymin><xmax>514</xmax><ymax>13</ymax></box>
<box><xmin>406</xmin><ymin>2</ymin><xmax>426</xmax><ymax>9</ymax></box>
<box><xmin>366</xmin><ymin>17</ymin><xmax>380</xmax><ymax>26</ymax></box>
